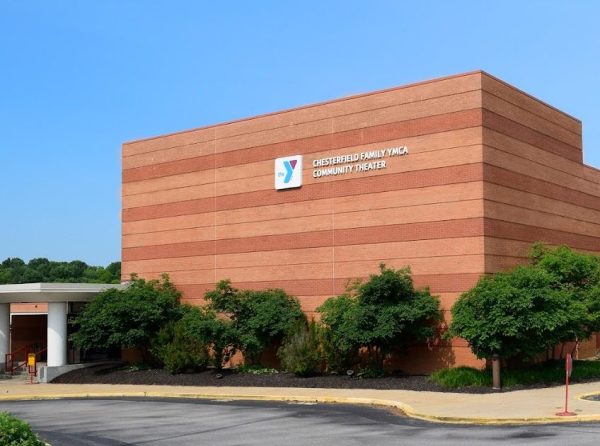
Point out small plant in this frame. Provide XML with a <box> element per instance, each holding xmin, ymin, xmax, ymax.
<box><xmin>357</xmin><ymin>365</ymin><xmax>386</xmax><ymax>379</ymax></box>
<box><xmin>237</xmin><ymin>364</ymin><xmax>279</xmax><ymax>375</ymax></box>
<box><xmin>125</xmin><ymin>363</ymin><xmax>153</xmax><ymax>372</ymax></box>
<box><xmin>0</xmin><ymin>412</ymin><xmax>46</xmax><ymax>446</ymax></box>
<box><xmin>278</xmin><ymin>320</ymin><xmax>323</xmax><ymax>377</ymax></box>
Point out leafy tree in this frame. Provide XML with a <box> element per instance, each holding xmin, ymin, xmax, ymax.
<box><xmin>531</xmin><ymin>243</ymin><xmax>600</xmax><ymax>288</ymax></box>
<box><xmin>0</xmin><ymin>257</ymin><xmax>121</xmax><ymax>284</ymax></box>
<box><xmin>449</xmin><ymin>244</ymin><xmax>600</xmax><ymax>366</ymax></box>
<box><xmin>318</xmin><ymin>264</ymin><xmax>441</xmax><ymax>371</ymax></box>
<box><xmin>531</xmin><ymin>243</ymin><xmax>600</xmax><ymax>336</ymax></box>
<box><xmin>449</xmin><ymin>266</ymin><xmax>578</xmax><ymax>361</ymax></box>
<box><xmin>205</xmin><ymin>280</ymin><xmax>305</xmax><ymax>365</ymax></box>
<box><xmin>71</xmin><ymin>275</ymin><xmax>181</xmax><ymax>361</ymax></box>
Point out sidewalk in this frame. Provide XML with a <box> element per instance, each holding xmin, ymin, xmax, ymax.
<box><xmin>1</xmin><ymin>378</ymin><xmax>600</xmax><ymax>424</ymax></box>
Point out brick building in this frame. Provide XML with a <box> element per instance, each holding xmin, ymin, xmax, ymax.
<box><xmin>121</xmin><ymin>71</ymin><xmax>600</xmax><ymax>373</ymax></box>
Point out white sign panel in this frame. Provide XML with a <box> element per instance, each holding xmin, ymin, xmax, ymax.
<box><xmin>275</xmin><ymin>155</ymin><xmax>303</xmax><ymax>190</ymax></box>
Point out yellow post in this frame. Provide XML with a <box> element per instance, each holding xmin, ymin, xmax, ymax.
<box><xmin>27</xmin><ymin>353</ymin><xmax>37</xmax><ymax>384</ymax></box>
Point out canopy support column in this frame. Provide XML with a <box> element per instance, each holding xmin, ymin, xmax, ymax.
<box><xmin>47</xmin><ymin>302</ymin><xmax>67</xmax><ymax>367</ymax></box>
<box><xmin>0</xmin><ymin>303</ymin><xmax>9</xmax><ymax>369</ymax></box>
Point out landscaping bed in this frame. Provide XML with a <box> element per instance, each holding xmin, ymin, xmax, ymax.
<box><xmin>51</xmin><ymin>362</ymin><xmax>600</xmax><ymax>394</ymax></box>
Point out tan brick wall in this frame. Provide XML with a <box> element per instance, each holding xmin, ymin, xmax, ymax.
<box><xmin>122</xmin><ymin>71</ymin><xmax>600</xmax><ymax>372</ymax></box>
<box><xmin>481</xmin><ymin>73</ymin><xmax>599</xmax><ymax>360</ymax></box>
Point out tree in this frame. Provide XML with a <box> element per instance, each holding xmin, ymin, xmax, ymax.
<box><xmin>205</xmin><ymin>280</ymin><xmax>305</xmax><ymax>365</ymax></box>
<box><xmin>0</xmin><ymin>257</ymin><xmax>121</xmax><ymax>284</ymax></box>
<box><xmin>531</xmin><ymin>243</ymin><xmax>600</xmax><ymax>343</ymax></box>
<box><xmin>449</xmin><ymin>244</ymin><xmax>600</xmax><ymax>366</ymax></box>
<box><xmin>449</xmin><ymin>266</ymin><xmax>579</xmax><ymax>362</ymax></box>
<box><xmin>318</xmin><ymin>264</ymin><xmax>441</xmax><ymax>371</ymax></box>
<box><xmin>70</xmin><ymin>275</ymin><xmax>181</xmax><ymax>361</ymax></box>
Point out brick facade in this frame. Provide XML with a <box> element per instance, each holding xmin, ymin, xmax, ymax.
<box><xmin>122</xmin><ymin>71</ymin><xmax>600</xmax><ymax>373</ymax></box>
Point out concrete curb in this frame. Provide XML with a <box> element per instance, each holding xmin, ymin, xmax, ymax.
<box><xmin>578</xmin><ymin>390</ymin><xmax>600</xmax><ymax>401</ymax></box>
<box><xmin>2</xmin><ymin>390</ymin><xmax>600</xmax><ymax>425</ymax></box>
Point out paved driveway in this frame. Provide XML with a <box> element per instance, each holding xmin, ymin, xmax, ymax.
<box><xmin>2</xmin><ymin>398</ymin><xmax>600</xmax><ymax>446</ymax></box>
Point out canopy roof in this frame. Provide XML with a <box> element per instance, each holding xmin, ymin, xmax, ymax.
<box><xmin>0</xmin><ymin>283</ymin><xmax>123</xmax><ymax>303</ymax></box>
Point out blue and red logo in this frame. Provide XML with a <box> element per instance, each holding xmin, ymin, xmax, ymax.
<box><xmin>275</xmin><ymin>155</ymin><xmax>303</xmax><ymax>190</ymax></box>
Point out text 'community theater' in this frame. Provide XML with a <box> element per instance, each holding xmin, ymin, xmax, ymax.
<box><xmin>122</xmin><ymin>71</ymin><xmax>600</xmax><ymax>373</ymax></box>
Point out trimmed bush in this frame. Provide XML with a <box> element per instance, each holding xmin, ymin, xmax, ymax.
<box><xmin>278</xmin><ymin>320</ymin><xmax>323</xmax><ymax>376</ymax></box>
<box><xmin>0</xmin><ymin>412</ymin><xmax>46</xmax><ymax>446</ymax></box>
<box><xmin>71</xmin><ymin>274</ymin><xmax>182</xmax><ymax>362</ymax></box>
<box><xmin>160</xmin><ymin>341</ymin><xmax>209</xmax><ymax>374</ymax></box>
<box><xmin>205</xmin><ymin>280</ymin><xmax>305</xmax><ymax>365</ymax></box>
<box><xmin>318</xmin><ymin>265</ymin><xmax>441</xmax><ymax>371</ymax></box>
<box><xmin>152</xmin><ymin>305</ymin><xmax>222</xmax><ymax>373</ymax></box>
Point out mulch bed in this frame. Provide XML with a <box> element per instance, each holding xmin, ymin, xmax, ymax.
<box><xmin>52</xmin><ymin>363</ymin><xmax>544</xmax><ymax>394</ymax></box>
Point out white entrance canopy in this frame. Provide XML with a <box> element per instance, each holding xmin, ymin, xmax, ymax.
<box><xmin>0</xmin><ymin>282</ymin><xmax>123</xmax><ymax>303</ymax></box>
<box><xmin>0</xmin><ymin>283</ymin><xmax>123</xmax><ymax>368</ymax></box>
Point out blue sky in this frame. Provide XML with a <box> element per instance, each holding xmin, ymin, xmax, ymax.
<box><xmin>1</xmin><ymin>1</ymin><xmax>599</xmax><ymax>265</ymax></box>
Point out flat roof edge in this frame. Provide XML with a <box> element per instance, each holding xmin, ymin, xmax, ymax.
<box><xmin>123</xmin><ymin>70</ymin><xmax>582</xmax><ymax>147</ymax></box>
<box><xmin>480</xmin><ymin>71</ymin><xmax>581</xmax><ymax>123</ymax></box>
<box><xmin>122</xmin><ymin>70</ymin><xmax>485</xmax><ymax>146</ymax></box>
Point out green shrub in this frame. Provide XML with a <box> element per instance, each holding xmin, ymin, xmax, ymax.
<box><xmin>357</xmin><ymin>365</ymin><xmax>386</xmax><ymax>379</ymax></box>
<box><xmin>152</xmin><ymin>305</ymin><xmax>217</xmax><ymax>373</ymax></box>
<box><xmin>502</xmin><ymin>360</ymin><xmax>600</xmax><ymax>387</ymax></box>
<box><xmin>278</xmin><ymin>320</ymin><xmax>323</xmax><ymax>376</ymax></box>
<box><xmin>319</xmin><ymin>296</ymin><xmax>360</xmax><ymax>373</ymax></box>
<box><xmin>205</xmin><ymin>280</ymin><xmax>305</xmax><ymax>365</ymax></box>
<box><xmin>168</xmin><ymin>305</ymin><xmax>233</xmax><ymax>370</ymax></box>
<box><xmin>430</xmin><ymin>360</ymin><xmax>600</xmax><ymax>389</ymax></box>
<box><xmin>429</xmin><ymin>367</ymin><xmax>490</xmax><ymax>388</ymax></box>
<box><xmin>160</xmin><ymin>341</ymin><xmax>209</xmax><ymax>374</ymax></box>
<box><xmin>318</xmin><ymin>265</ymin><xmax>440</xmax><ymax>371</ymax></box>
<box><xmin>71</xmin><ymin>274</ymin><xmax>182</xmax><ymax>362</ymax></box>
<box><xmin>0</xmin><ymin>412</ymin><xmax>46</xmax><ymax>446</ymax></box>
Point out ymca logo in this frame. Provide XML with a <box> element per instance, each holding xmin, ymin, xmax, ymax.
<box><xmin>274</xmin><ymin>155</ymin><xmax>303</xmax><ymax>190</ymax></box>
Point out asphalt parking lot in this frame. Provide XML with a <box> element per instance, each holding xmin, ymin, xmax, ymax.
<box><xmin>3</xmin><ymin>398</ymin><xmax>600</xmax><ymax>446</ymax></box>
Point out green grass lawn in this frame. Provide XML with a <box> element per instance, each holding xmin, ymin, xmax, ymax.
<box><xmin>429</xmin><ymin>359</ymin><xmax>600</xmax><ymax>389</ymax></box>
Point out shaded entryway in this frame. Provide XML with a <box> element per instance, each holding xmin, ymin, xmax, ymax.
<box><xmin>10</xmin><ymin>314</ymin><xmax>48</xmax><ymax>364</ymax></box>
<box><xmin>0</xmin><ymin>283</ymin><xmax>122</xmax><ymax>374</ymax></box>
